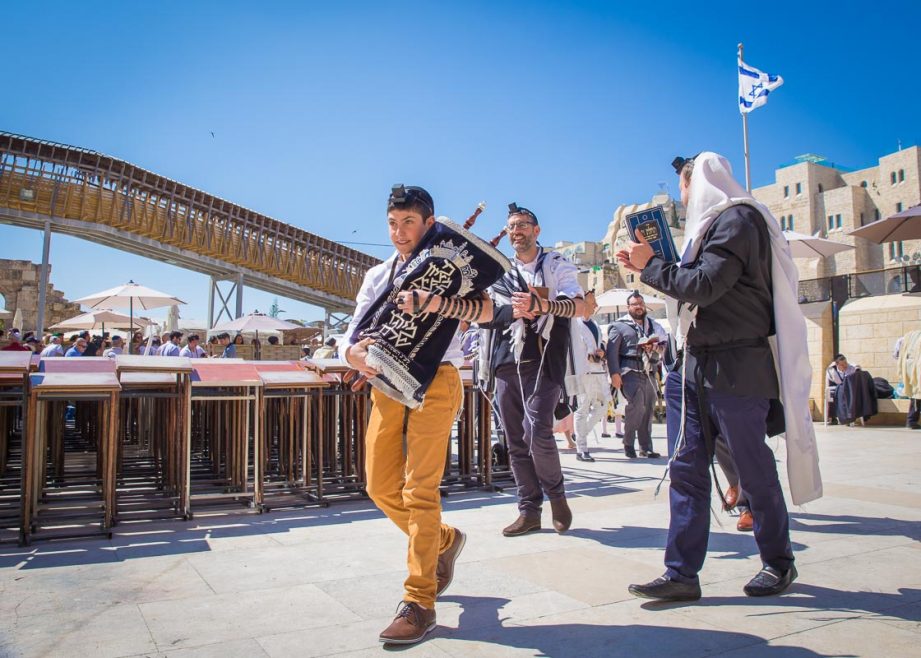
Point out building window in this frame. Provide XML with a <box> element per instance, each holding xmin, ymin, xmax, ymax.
<box><xmin>795</xmin><ymin>182</ymin><xmax>802</xmax><ymax>195</ymax></box>
<box><xmin>827</xmin><ymin>214</ymin><xmax>834</xmax><ymax>230</ymax></box>
<box><xmin>860</xmin><ymin>180</ymin><xmax>868</xmax><ymax>188</ymax></box>
<box><xmin>783</xmin><ymin>185</ymin><xmax>789</xmax><ymax>198</ymax></box>
<box><xmin>898</xmin><ymin>169</ymin><xmax>905</xmax><ymax>182</ymax></box>
<box><xmin>875</xmin><ymin>209</ymin><xmax>881</xmax><ymax>221</ymax></box>
<box><xmin>779</xmin><ymin>216</ymin><xmax>785</xmax><ymax>230</ymax></box>
<box><xmin>817</xmin><ymin>184</ymin><xmax>824</xmax><ymax>193</ymax></box>
<box><xmin>889</xmin><ymin>241</ymin><xmax>904</xmax><ymax>261</ymax></box>
<box><xmin>836</xmin><ymin>214</ymin><xmax>842</xmax><ymax>229</ymax></box>
<box><xmin>860</xmin><ymin>212</ymin><xmax>865</xmax><ymax>226</ymax></box>
<box><xmin>897</xmin><ymin>202</ymin><xmax>903</xmax><ymax>213</ymax></box>
<box><xmin>891</xmin><ymin>172</ymin><xmax>897</xmax><ymax>185</ymax></box>
<box><xmin>788</xmin><ymin>214</ymin><xmax>794</xmax><ymax>231</ymax></box>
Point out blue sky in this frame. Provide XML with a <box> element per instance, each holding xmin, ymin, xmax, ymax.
<box><xmin>3</xmin><ymin>1</ymin><xmax>917</xmax><ymax>323</ymax></box>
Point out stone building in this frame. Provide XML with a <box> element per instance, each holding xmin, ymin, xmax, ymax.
<box><xmin>0</xmin><ymin>259</ymin><xmax>82</xmax><ymax>332</ymax></box>
<box><xmin>752</xmin><ymin>147</ymin><xmax>921</xmax><ymax>280</ymax></box>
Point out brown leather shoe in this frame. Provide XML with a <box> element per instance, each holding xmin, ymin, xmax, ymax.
<box><xmin>436</xmin><ymin>528</ymin><xmax>466</xmax><ymax>596</ymax></box>
<box><xmin>737</xmin><ymin>509</ymin><xmax>754</xmax><ymax>532</ymax></box>
<box><xmin>379</xmin><ymin>602</ymin><xmax>436</xmax><ymax>645</ymax></box>
<box><xmin>550</xmin><ymin>496</ymin><xmax>572</xmax><ymax>533</ymax></box>
<box><xmin>502</xmin><ymin>514</ymin><xmax>541</xmax><ymax>537</ymax></box>
<box><xmin>724</xmin><ymin>486</ymin><xmax>739</xmax><ymax>510</ymax></box>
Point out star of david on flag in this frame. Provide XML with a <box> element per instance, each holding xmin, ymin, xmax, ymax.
<box><xmin>738</xmin><ymin>57</ymin><xmax>783</xmax><ymax>114</ymax></box>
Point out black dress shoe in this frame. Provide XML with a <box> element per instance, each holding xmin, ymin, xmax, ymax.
<box><xmin>743</xmin><ymin>565</ymin><xmax>797</xmax><ymax>597</ymax></box>
<box><xmin>628</xmin><ymin>576</ymin><xmax>701</xmax><ymax>601</ymax></box>
<box><xmin>601</xmin><ymin>432</ymin><xmax>611</xmax><ymax>438</ymax></box>
<box><xmin>615</xmin><ymin>432</ymin><xmax>625</xmax><ymax>439</ymax></box>
<box><xmin>576</xmin><ymin>452</ymin><xmax>595</xmax><ymax>462</ymax></box>
<box><xmin>908</xmin><ymin>423</ymin><xmax>921</xmax><ymax>430</ymax></box>
<box><xmin>624</xmin><ymin>445</ymin><xmax>638</xmax><ymax>459</ymax></box>
<box><xmin>639</xmin><ymin>450</ymin><xmax>661</xmax><ymax>458</ymax></box>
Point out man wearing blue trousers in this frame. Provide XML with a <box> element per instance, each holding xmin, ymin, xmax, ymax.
<box><xmin>617</xmin><ymin>152</ymin><xmax>797</xmax><ymax>600</ymax></box>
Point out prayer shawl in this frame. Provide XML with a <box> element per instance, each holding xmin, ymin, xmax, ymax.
<box><xmin>898</xmin><ymin>330</ymin><xmax>921</xmax><ymax>398</ymax></box>
<box><xmin>353</xmin><ymin>217</ymin><xmax>510</xmax><ymax>408</ymax></box>
<box><xmin>667</xmin><ymin>152</ymin><xmax>822</xmax><ymax>505</ymax></box>
<box><xmin>476</xmin><ymin>250</ymin><xmax>586</xmax><ymax>397</ymax></box>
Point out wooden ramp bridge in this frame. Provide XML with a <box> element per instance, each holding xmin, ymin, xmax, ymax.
<box><xmin>0</xmin><ymin>132</ymin><xmax>379</xmax><ymax>327</ymax></box>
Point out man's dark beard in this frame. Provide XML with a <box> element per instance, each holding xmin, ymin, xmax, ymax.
<box><xmin>629</xmin><ymin>308</ymin><xmax>646</xmax><ymax>322</ymax></box>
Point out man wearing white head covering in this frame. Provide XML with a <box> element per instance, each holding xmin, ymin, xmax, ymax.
<box><xmin>617</xmin><ymin>152</ymin><xmax>821</xmax><ymax>601</ymax></box>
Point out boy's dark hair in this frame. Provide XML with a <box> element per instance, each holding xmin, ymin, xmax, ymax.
<box><xmin>169</xmin><ymin>331</ymin><xmax>184</xmax><ymax>341</ymax></box>
<box><xmin>387</xmin><ymin>184</ymin><xmax>434</xmax><ymax>219</ymax></box>
<box><xmin>187</xmin><ymin>334</ymin><xmax>200</xmax><ymax>342</ymax></box>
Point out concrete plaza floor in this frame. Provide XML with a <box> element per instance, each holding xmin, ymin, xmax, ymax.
<box><xmin>1</xmin><ymin>423</ymin><xmax>919</xmax><ymax>657</ymax></box>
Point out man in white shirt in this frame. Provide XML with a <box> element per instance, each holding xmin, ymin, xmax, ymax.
<box><xmin>40</xmin><ymin>335</ymin><xmax>65</xmax><ymax>357</ymax></box>
<box><xmin>179</xmin><ymin>334</ymin><xmax>206</xmax><ymax>358</ymax></box>
<box><xmin>826</xmin><ymin>354</ymin><xmax>857</xmax><ymax>424</ymax></box>
<box><xmin>572</xmin><ymin>293</ymin><xmax>610</xmax><ymax>462</ymax></box>
<box><xmin>103</xmin><ymin>336</ymin><xmax>125</xmax><ymax>358</ymax></box>
<box><xmin>341</xmin><ymin>185</ymin><xmax>469</xmax><ymax>646</ymax></box>
<box><xmin>477</xmin><ymin>203</ymin><xmax>585</xmax><ymax>538</ymax></box>
<box><xmin>160</xmin><ymin>331</ymin><xmax>183</xmax><ymax>357</ymax></box>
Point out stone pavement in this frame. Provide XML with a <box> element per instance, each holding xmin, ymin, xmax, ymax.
<box><xmin>1</xmin><ymin>423</ymin><xmax>919</xmax><ymax>658</ymax></box>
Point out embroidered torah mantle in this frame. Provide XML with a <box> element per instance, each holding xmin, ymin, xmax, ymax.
<box><xmin>353</xmin><ymin>217</ymin><xmax>511</xmax><ymax>407</ymax></box>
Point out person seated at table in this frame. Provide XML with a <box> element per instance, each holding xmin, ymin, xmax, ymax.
<box><xmin>103</xmin><ymin>336</ymin><xmax>125</xmax><ymax>358</ymax></box>
<box><xmin>217</xmin><ymin>332</ymin><xmax>236</xmax><ymax>358</ymax></box>
<box><xmin>267</xmin><ymin>335</ymin><xmax>280</xmax><ymax>346</ymax></box>
<box><xmin>41</xmin><ymin>335</ymin><xmax>65</xmax><ymax>357</ymax></box>
<box><xmin>233</xmin><ymin>334</ymin><xmax>245</xmax><ymax>346</ymax></box>
<box><xmin>65</xmin><ymin>337</ymin><xmax>87</xmax><ymax>357</ymax></box>
<box><xmin>179</xmin><ymin>334</ymin><xmax>206</xmax><ymax>358</ymax></box>
<box><xmin>826</xmin><ymin>354</ymin><xmax>858</xmax><ymax>424</ymax></box>
<box><xmin>159</xmin><ymin>331</ymin><xmax>183</xmax><ymax>357</ymax></box>
<box><xmin>313</xmin><ymin>337</ymin><xmax>337</xmax><ymax>359</ymax></box>
<box><xmin>1</xmin><ymin>330</ymin><xmax>30</xmax><ymax>351</ymax></box>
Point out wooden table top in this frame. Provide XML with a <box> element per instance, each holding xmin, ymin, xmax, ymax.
<box><xmin>115</xmin><ymin>355</ymin><xmax>194</xmax><ymax>373</ymax></box>
<box><xmin>258</xmin><ymin>370</ymin><xmax>328</xmax><ymax>389</ymax></box>
<box><xmin>191</xmin><ymin>362</ymin><xmax>263</xmax><ymax>388</ymax></box>
<box><xmin>0</xmin><ymin>351</ymin><xmax>34</xmax><ymax>373</ymax></box>
<box><xmin>29</xmin><ymin>372</ymin><xmax>121</xmax><ymax>392</ymax></box>
<box><xmin>119</xmin><ymin>372</ymin><xmax>179</xmax><ymax>387</ymax></box>
<box><xmin>39</xmin><ymin>357</ymin><xmax>117</xmax><ymax>374</ymax></box>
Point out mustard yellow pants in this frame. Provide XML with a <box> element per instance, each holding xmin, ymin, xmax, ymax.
<box><xmin>365</xmin><ymin>364</ymin><xmax>463</xmax><ymax>609</ymax></box>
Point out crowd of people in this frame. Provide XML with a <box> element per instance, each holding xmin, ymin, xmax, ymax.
<box><xmin>0</xmin><ymin>327</ymin><xmax>328</xmax><ymax>360</ymax></box>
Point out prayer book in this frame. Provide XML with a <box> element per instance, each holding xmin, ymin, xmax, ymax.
<box><xmin>623</xmin><ymin>206</ymin><xmax>679</xmax><ymax>264</ymax></box>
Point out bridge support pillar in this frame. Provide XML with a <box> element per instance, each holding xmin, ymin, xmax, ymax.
<box><xmin>324</xmin><ymin>310</ymin><xmax>352</xmax><ymax>338</ymax></box>
<box><xmin>208</xmin><ymin>275</ymin><xmax>245</xmax><ymax>328</ymax></box>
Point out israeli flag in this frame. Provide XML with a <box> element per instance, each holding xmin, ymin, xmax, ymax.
<box><xmin>738</xmin><ymin>58</ymin><xmax>783</xmax><ymax>114</ymax></box>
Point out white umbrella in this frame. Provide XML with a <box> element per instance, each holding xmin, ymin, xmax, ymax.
<box><xmin>594</xmin><ymin>288</ymin><xmax>666</xmax><ymax>315</ymax></box>
<box><xmin>211</xmin><ymin>311</ymin><xmax>300</xmax><ymax>333</ymax></box>
<box><xmin>49</xmin><ymin>309</ymin><xmax>150</xmax><ymax>332</ymax></box>
<box><xmin>12</xmin><ymin>308</ymin><xmax>23</xmax><ymax>332</ymax></box>
<box><xmin>848</xmin><ymin>204</ymin><xmax>921</xmax><ymax>243</ymax></box>
<box><xmin>783</xmin><ymin>230</ymin><xmax>854</xmax><ymax>259</ymax></box>
<box><xmin>73</xmin><ymin>280</ymin><xmax>185</xmax><ymax>354</ymax></box>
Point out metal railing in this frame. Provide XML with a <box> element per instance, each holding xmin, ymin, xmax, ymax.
<box><xmin>798</xmin><ymin>264</ymin><xmax>921</xmax><ymax>304</ymax></box>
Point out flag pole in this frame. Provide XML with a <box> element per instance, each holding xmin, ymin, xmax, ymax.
<box><xmin>738</xmin><ymin>42</ymin><xmax>752</xmax><ymax>192</ymax></box>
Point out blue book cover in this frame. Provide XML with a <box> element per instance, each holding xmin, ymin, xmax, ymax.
<box><xmin>623</xmin><ymin>205</ymin><xmax>679</xmax><ymax>264</ymax></box>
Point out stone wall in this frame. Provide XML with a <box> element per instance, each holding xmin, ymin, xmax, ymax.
<box><xmin>0</xmin><ymin>259</ymin><xmax>82</xmax><ymax>332</ymax></box>
<box><xmin>837</xmin><ymin>294</ymin><xmax>921</xmax><ymax>387</ymax></box>
<box><xmin>801</xmin><ymin>301</ymin><xmax>834</xmax><ymax>419</ymax></box>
